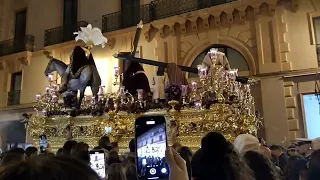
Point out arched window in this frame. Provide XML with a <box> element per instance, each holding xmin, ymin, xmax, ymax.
<box><xmin>188</xmin><ymin>44</ymin><xmax>249</xmax><ymax>78</ymax></box>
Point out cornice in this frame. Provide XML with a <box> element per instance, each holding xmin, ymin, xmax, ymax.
<box><xmin>145</xmin><ymin>0</ymin><xmax>296</xmax><ymax>40</ymax></box>
<box><xmin>0</xmin><ymin>51</ymin><xmax>33</xmax><ymax>72</ymax></box>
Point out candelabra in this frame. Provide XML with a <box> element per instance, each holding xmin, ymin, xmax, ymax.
<box><xmin>34</xmin><ymin>73</ymin><xmax>61</xmax><ymax>117</ymax></box>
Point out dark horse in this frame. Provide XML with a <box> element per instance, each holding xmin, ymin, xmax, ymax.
<box><xmin>44</xmin><ymin>58</ymin><xmax>101</xmax><ymax>109</ymax></box>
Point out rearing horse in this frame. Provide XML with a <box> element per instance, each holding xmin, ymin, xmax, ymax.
<box><xmin>44</xmin><ymin>58</ymin><xmax>101</xmax><ymax>109</ymax></box>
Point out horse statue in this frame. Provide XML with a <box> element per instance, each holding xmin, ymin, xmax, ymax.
<box><xmin>44</xmin><ymin>51</ymin><xmax>101</xmax><ymax>109</ymax></box>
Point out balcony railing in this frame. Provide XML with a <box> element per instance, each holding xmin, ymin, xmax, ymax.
<box><xmin>7</xmin><ymin>90</ymin><xmax>21</xmax><ymax>106</ymax></box>
<box><xmin>0</xmin><ymin>35</ymin><xmax>34</xmax><ymax>57</ymax></box>
<box><xmin>44</xmin><ymin>21</ymin><xmax>88</xmax><ymax>47</ymax></box>
<box><xmin>102</xmin><ymin>0</ymin><xmax>236</xmax><ymax>33</ymax></box>
<box><xmin>102</xmin><ymin>4</ymin><xmax>153</xmax><ymax>33</ymax></box>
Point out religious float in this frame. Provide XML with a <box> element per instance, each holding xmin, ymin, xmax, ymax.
<box><xmin>26</xmin><ymin>22</ymin><xmax>261</xmax><ymax>151</ymax></box>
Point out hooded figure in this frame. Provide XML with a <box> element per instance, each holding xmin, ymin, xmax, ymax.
<box><xmin>122</xmin><ymin>62</ymin><xmax>150</xmax><ymax>96</ymax></box>
<box><xmin>166</xmin><ymin>63</ymin><xmax>188</xmax><ymax>86</ymax></box>
<box><xmin>58</xmin><ymin>46</ymin><xmax>95</xmax><ymax>93</ymax></box>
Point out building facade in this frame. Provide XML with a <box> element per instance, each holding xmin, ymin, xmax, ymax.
<box><xmin>0</xmin><ymin>0</ymin><xmax>319</xmax><ymax>148</ymax></box>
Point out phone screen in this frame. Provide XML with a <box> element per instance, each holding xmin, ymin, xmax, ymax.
<box><xmin>135</xmin><ymin>115</ymin><xmax>169</xmax><ymax>179</ymax></box>
<box><xmin>89</xmin><ymin>150</ymin><xmax>106</xmax><ymax>178</ymax></box>
<box><xmin>39</xmin><ymin>135</ymin><xmax>48</xmax><ymax>153</ymax></box>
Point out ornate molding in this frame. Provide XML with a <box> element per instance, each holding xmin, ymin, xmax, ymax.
<box><xmin>0</xmin><ymin>61</ymin><xmax>6</xmax><ymax>70</ymax></box>
<box><xmin>0</xmin><ymin>51</ymin><xmax>33</xmax><ymax>72</ymax></box>
<box><xmin>202</xmin><ymin>15</ymin><xmax>210</xmax><ymax>29</ymax></box>
<box><xmin>107</xmin><ymin>38</ymin><xmax>116</xmax><ymax>49</ymax></box>
<box><xmin>146</xmin><ymin>0</ymin><xmax>289</xmax><ymax>39</ymax></box>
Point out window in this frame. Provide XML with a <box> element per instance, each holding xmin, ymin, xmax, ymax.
<box><xmin>188</xmin><ymin>44</ymin><xmax>249</xmax><ymax>78</ymax></box>
<box><xmin>313</xmin><ymin>17</ymin><xmax>320</xmax><ymax>65</ymax></box>
<box><xmin>8</xmin><ymin>72</ymin><xmax>22</xmax><ymax>105</ymax></box>
<box><xmin>63</xmin><ymin>0</ymin><xmax>78</xmax><ymax>41</ymax></box>
<box><xmin>121</xmin><ymin>0</ymin><xmax>140</xmax><ymax>28</ymax></box>
<box><xmin>14</xmin><ymin>9</ymin><xmax>27</xmax><ymax>52</ymax></box>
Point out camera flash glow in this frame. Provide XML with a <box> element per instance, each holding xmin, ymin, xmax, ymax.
<box><xmin>146</xmin><ymin>121</ymin><xmax>155</xmax><ymax>125</ymax></box>
<box><xmin>161</xmin><ymin>168</ymin><xmax>167</xmax><ymax>173</ymax></box>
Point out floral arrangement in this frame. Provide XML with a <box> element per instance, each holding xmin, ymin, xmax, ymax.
<box><xmin>74</xmin><ymin>24</ymin><xmax>108</xmax><ymax>48</ymax></box>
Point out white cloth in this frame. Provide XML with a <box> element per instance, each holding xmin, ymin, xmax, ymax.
<box><xmin>152</xmin><ymin>74</ymin><xmax>167</xmax><ymax>100</ymax></box>
<box><xmin>234</xmin><ymin>134</ymin><xmax>260</xmax><ymax>155</ymax></box>
<box><xmin>202</xmin><ymin>51</ymin><xmax>231</xmax><ymax>70</ymax></box>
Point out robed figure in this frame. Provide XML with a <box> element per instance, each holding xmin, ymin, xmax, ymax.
<box><xmin>122</xmin><ymin>62</ymin><xmax>151</xmax><ymax>96</ymax></box>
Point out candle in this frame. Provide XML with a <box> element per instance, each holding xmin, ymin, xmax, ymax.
<box><xmin>137</xmin><ymin>89</ymin><xmax>143</xmax><ymax>100</ymax></box>
<box><xmin>229</xmin><ymin>69</ymin><xmax>238</xmax><ymax>80</ymax></box>
<box><xmin>45</xmin><ymin>87</ymin><xmax>50</xmax><ymax>94</ymax></box>
<box><xmin>53</xmin><ymin>84</ymin><xmax>57</xmax><ymax>92</ymax></box>
<box><xmin>114</xmin><ymin>67</ymin><xmax>120</xmax><ymax>77</ymax></box>
<box><xmin>98</xmin><ymin>95</ymin><xmax>104</xmax><ymax>101</ymax></box>
<box><xmin>52</xmin><ymin>95</ymin><xmax>58</xmax><ymax>103</ymax></box>
<box><xmin>42</xmin><ymin>110</ymin><xmax>47</xmax><ymax>116</ymax></box>
<box><xmin>197</xmin><ymin>65</ymin><xmax>207</xmax><ymax>78</ymax></box>
<box><xmin>48</xmin><ymin>74</ymin><xmax>53</xmax><ymax>82</ymax></box>
<box><xmin>191</xmin><ymin>81</ymin><xmax>197</xmax><ymax>91</ymax></box>
<box><xmin>181</xmin><ymin>85</ymin><xmax>188</xmax><ymax>97</ymax></box>
<box><xmin>91</xmin><ymin>96</ymin><xmax>96</xmax><ymax>104</ymax></box>
<box><xmin>120</xmin><ymin>86</ymin><xmax>125</xmax><ymax>96</ymax></box>
<box><xmin>244</xmin><ymin>84</ymin><xmax>251</xmax><ymax>93</ymax></box>
<box><xmin>98</xmin><ymin>86</ymin><xmax>105</xmax><ymax>95</ymax></box>
<box><xmin>195</xmin><ymin>101</ymin><xmax>202</xmax><ymax>111</ymax></box>
<box><xmin>36</xmin><ymin>93</ymin><xmax>41</xmax><ymax>101</ymax></box>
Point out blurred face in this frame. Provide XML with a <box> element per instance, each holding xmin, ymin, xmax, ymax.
<box><xmin>298</xmin><ymin>144</ymin><xmax>312</xmax><ymax>155</ymax></box>
<box><xmin>271</xmin><ymin>149</ymin><xmax>281</xmax><ymax>157</ymax></box>
<box><xmin>288</xmin><ymin>149</ymin><xmax>297</xmax><ymax>156</ymax></box>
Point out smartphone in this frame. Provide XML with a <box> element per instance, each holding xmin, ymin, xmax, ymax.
<box><xmin>39</xmin><ymin>135</ymin><xmax>48</xmax><ymax>153</ymax></box>
<box><xmin>135</xmin><ymin>115</ymin><xmax>169</xmax><ymax>180</ymax></box>
<box><xmin>89</xmin><ymin>150</ymin><xmax>106</xmax><ymax>178</ymax></box>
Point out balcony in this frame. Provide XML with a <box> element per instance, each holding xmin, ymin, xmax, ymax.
<box><xmin>102</xmin><ymin>4</ymin><xmax>153</xmax><ymax>33</ymax></box>
<box><xmin>0</xmin><ymin>35</ymin><xmax>34</xmax><ymax>57</ymax></box>
<box><xmin>102</xmin><ymin>0</ymin><xmax>236</xmax><ymax>33</ymax></box>
<box><xmin>44</xmin><ymin>21</ymin><xmax>88</xmax><ymax>47</ymax></box>
<box><xmin>7</xmin><ymin>90</ymin><xmax>21</xmax><ymax>106</ymax></box>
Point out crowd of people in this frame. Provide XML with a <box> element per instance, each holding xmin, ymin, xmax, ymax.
<box><xmin>0</xmin><ymin>132</ymin><xmax>319</xmax><ymax>180</ymax></box>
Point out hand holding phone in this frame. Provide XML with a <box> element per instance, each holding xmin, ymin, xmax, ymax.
<box><xmin>39</xmin><ymin>135</ymin><xmax>48</xmax><ymax>153</ymax></box>
<box><xmin>165</xmin><ymin>147</ymin><xmax>189</xmax><ymax>180</ymax></box>
<box><xmin>135</xmin><ymin>115</ymin><xmax>169</xmax><ymax>180</ymax></box>
<box><xmin>89</xmin><ymin>150</ymin><xmax>106</xmax><ymax>178</ymax></box>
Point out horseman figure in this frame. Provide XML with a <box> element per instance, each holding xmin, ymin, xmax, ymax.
<box><xmin>58</xmin><ymin>45</ymin><xmax>94</xmax><ymax>93</ymax></box>
<box><xmin>44</xmin><ymin>24</ymin><xmax>107</xmax><ymax>108</ymax></box>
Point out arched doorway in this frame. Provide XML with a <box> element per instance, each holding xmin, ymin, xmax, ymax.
<box><xmin>188</xmin><ymin>44</ymin><xmax>249</xmax><ymax>78</ymax></box>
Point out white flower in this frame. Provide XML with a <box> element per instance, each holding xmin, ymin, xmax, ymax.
<box><xmin>74</xmin><ymin>24</ymin><xmax>108</xmax><ymax>48</ymax></box>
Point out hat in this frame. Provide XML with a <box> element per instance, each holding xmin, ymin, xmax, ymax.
<box><xmin>312</xmin><ymin>137</ymin><xmax>320</xmax><ymax>150</ymax></box>
<box><xmin>234</xmin><ymin>134</ymin><xmax>260</xmax><ymax>155</ymax></box>
<box><xmin>296</xmin><ymin>138</ymin><xmax>312</xmax><ymax>146</ymax></box>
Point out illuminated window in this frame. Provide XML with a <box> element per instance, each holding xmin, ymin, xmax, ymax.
<box><xmin>188</xmin><ymin>45</ymin><xmax>249</xmax><ymax>78</ymax></box>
